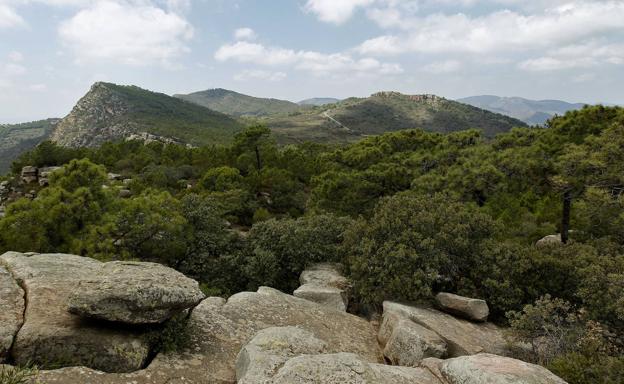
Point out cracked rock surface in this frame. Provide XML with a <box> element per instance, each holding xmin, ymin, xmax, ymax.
<box><xmin>0</xmin><ymin>266</ymin><xmax>24</xmax><ymax>363</ymax></box>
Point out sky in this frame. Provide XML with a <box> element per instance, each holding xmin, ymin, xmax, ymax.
<box><xmin>0</xmin><ymin>0</ymin><xmax>623</xmax><ymax>123</ymax></box>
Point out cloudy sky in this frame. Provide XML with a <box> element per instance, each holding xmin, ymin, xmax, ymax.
<box><xmin>1</xmin><ymin>0</ymin><xmax>623</xmax><ymax>123</ymax></box>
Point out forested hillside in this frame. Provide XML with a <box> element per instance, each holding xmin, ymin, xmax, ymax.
<box><xmin>1</xmin><ymin>106</ymin><xmax>623</xmax><ymax>383</ymax></box>
<box><xmin>50</xmin><ymin>82</ymin><xmax>243</xmax><ymax>148</ymax></box>
<box><xmin>0</xmin><ymin>119</ymin><xmax>59</xmax><ymax>173</ymax></box>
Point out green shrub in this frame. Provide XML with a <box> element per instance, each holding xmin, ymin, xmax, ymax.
<box><xmin>146</xmin><ymin>314</ymin><xmax>191</xmax><ymax>354</ymax></box>
<box><xmin>0</xmin><ymin>365</ymin><xmax>38</xmax><ymax>384</ymax></box>
<box><xmin>244</xmin><ymin>214</ymin><xmax>353</xmax><ymax>291</ymax></box>
<box><xmin>345</xmin><ymin>192</ymin><xmax>497</xmax><ymax>305</ymax></box>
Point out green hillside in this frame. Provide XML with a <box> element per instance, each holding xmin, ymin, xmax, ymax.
<box><xmin>175</xmin><ymin>88</ymin><xmax>302</xmax><ymax>117</ymax></box>
<box><xmin>263</xmin><ymin>91</ymin><xmax>526</xmax><ymax>144</ymax></box>
<box><xmin>50</xmin><ymin>82</ymin><xmax>244</xmax><ymax>148</ymax></box>
<box><xmin>0</xmin><ymin>119</ymin><xmax>58</xmax><ymax>173</ymax></box>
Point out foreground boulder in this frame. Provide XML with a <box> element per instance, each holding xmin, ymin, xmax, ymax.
<box><xmin>294</xmin><ymin>263</ymin><xmax>350</xmax><ymax>312</ymax></box>
<box><xmin>384</xmin><ymin>301</ymin><xmax>507</xmax><ymax>357</ymax></box>
<box><xmin>237</xmin><ymin>326</ymin><xmax>441</xmax><ymax>384</ymax></box>
<box><xmin>68</xmin><ymin>261</ymin><xmax>205</xmax><ymax>324</ymax></box>
<box><xmin>435</xmin><ymin>292</ymin><xmax>489</xmax><ymax>322</ymax></box>
<box><xmin>0</xmin><ymin>252</ymin><xmax>150</xmax><ymax>372</ymax></box>
<box><xmin>436</xmin><ymin>353</ymin><xmax>568</xmax><ymax>384</ymax></box>
<box><xmin>379</xmin><ymin>312</ymin><xmax>447</xmax><ymax>366</ymax></box>
<box><xmin>29</xmin><ymin>288</ymin><xmax>382</xmax><ymax>383</ymax></box>
<box><xmin>0</xmin><ymin>266</ymin><xmax>24</xmax><ymax>362</ymax></box>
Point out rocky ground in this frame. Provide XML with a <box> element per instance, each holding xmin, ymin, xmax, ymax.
<box><xmin>0</xmin><ymin>252</ymin><xmax>568</xmax><ymax>383</ymax></box>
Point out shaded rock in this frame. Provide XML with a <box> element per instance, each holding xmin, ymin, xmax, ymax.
<box><xmin>435</xmin><ymin>292</ymin><xmax>489</xmax><ymax>322</ymax></box>
<box><xmin>381</xmin><ymin>316</ymin><xmax>447</xmax><ymax>366</ymax></box>
<box><xmin>536</xmin><ymin>234</ymin><xmax>562</xmax><ymax>247</ymax></box>
<box><xmin>439</xmin><ymin>353</ymin><xmax>568</xmax><ymax>384</ymax></box>
<box><xmin>384</xmin><ymin>301</ymin><xmax>507</xmax><ymax>357</ymax></box>
<box><xmin>20</xmin><ymin>166</ymin><xmax>38</xmax><ymax>184</ymax></box>
<box><xmin>0</xmin><ymin>252</ymin><xmax>150</xmax><ymax>372</ymax></box>
<box><xmin>294</xmin><ymin>263</ymin><xmax>350</xmax><ymax>311</ymax></box>
<box><xmin>107</xmin><ymin>173</ymin><xmax>123</xmax><ymax>181</ymax></box>
<box><xmin>68</xmin><ymin>261</ymin><xmax>205</xmax><ymax>324</ymax></box>
<box><xmin>118</xmin><ymin>189</ymin><xmax>131</xmax><ymax>198</ymax></box>
<box><xmin>0</xmin><ymin>266</ymin><xmax>24</xmax><ymax>362</ymax></box>
<box><xmin>293</xmin><ymin>284</ymin><xmax>347</xmax><ymax>312</ymax></box>
<box><xmin>38</xmin><ymin>166</ymin><xmax>62</xmax><ymax>187</ymax></box>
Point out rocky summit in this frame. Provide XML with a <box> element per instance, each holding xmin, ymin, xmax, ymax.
<box><xmin>0</xmin><ymin>253</ymin><xmax>569</xmax><ymax>384</ymax></box>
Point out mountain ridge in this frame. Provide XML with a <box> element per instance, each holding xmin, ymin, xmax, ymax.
<box><xmin>50</xmin><ymin>82</ymin><xmax>243</xmax><ymax>148</ymax></box>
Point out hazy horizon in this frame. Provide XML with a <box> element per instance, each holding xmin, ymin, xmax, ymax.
<box><xmin>1</xmin><ymin>0</ymin><xmax>623</xmax><ymax>123</ymax></box>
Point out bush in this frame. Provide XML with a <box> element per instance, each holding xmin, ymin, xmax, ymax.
<box><xmin>244</xmin><ymin>214</ymin><xmax>353</xmax><ymax>291</ymax></box>
<box><xmin>146</xmin><ymin>314</ymin><xmax>191</xmax><ymax>354</ymax></box>
<box><xmin>0</xmin><ymin>365</ymin><xmax>38</xmax><ymax>384</ymax></box>
<box><xmin>345</xmin><ymin>192</ymin><xmax>497</xmax><ymax>305</ymax></box>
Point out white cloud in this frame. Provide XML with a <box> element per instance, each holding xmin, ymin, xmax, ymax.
<box><xmin>8</xmin><ymin>51</ymin><xmax>24</xmax><ymax>62</ymax></box>
<box><xmin>234</xmin><ymin>69</ymin><xmax>286</xmax><ymax>82</ymax></box>
<box><xmin>424</xmin><ymin>60</ymin><xmax>462</xmax><ymax>74</ymax></box>
<box><xmin>58</xmin><ymin>0</ymin><xmax>193</xmax><ymax>66</ymax></box>
<box><xmin>304</xmin><ymin>0</ymin><xmax>374</xmax><ymax>24</ymax></box>
<box><xmin>0</xmin><ymin>3</ymin><xmax>25</xmax><ymax>28</ymax></box>
<box><xmin>234</xmin><ymin>27</ymin><xmax>257</xmax><ymax>41</ymax></box>
<box><xmin>215</xmin><ymin>39</ymin><xmax>403</xmax><ymax>77</ymax></box>
<box><xmin>0</xmin><ymin>60</ymin><xmax>26</xmax><ymax>88</ymax></box>
<box><xmin>518</xmin><ymin>57</ymin><xmax>595</xmax><ymax>71</ymax></box>
<box><xmin>358</xmin><ymin>2</ymin><xmax>624</xmax><ymax>55</ymax></box>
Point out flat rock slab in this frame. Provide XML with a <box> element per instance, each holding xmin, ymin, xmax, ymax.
<box><xmin>299</xmin><ymin>263</ymin><xmax>350</xmax><ymax>290</ymax></box>
<box><xmin>30</xmin><ymin>289</ymin><xmax>382</xmax><ymax>383</ymax></box>
<box><xmin>0</xmin><ymin>267</ymin><xmax>24</xmax><ymax>362</ymax></box>
<box><xmin>439</xmin><ymin>353</ymin><xmax>568</xmax><ymax>384</ymax></box>
<box><xmin>384</xmin><ymin>301</ymin><xmax>507</xmax><ymax>357</ymax></box>
<box><xmin>237</xmin><ymin>326</ymin><xmax>442</xmax><ymax>384</ymax></box>
<box><xmin>68</xmin><ymin>261</ymin><xmax>205</xmax><ymax>324</ymax></box>
<box><xmin>293</xmin><ymin>283</ymin><xmax>347</xmax><ymax>312</ymax></box>
<box><xmin>435</xmin><ymin>292</ymin><xmax>489</xmax><ymax>322</ymax></box>
<box><xmin>0</xmin><ymin>252</ymin><xmax>150</xmax><ymax>373</ymax></box>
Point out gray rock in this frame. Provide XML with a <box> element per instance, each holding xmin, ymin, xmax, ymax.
<box><xmin>236</xmin><ymin>327</ymin><xmax>328</xmax><ymax>383</ymax></box>
<box><xmin>439</xmin><ymin>353</ymin><xmax>568</xmax><ymax>384</ymax></box>
<box><xmin>20</xmin><ymin>166</ymin><xmax>38</xmax><ymax>184</ymax></box>
<box><xmin>107</xmin><ymin>173</ymin><xmax>123</xmax><ymax>181</ymax></box>
<box><xmin>382</xmin><ymin>317</ymin><xmax>447</xmax><ymax>366</ymax></box>
<box><xmin>272</xmin><ymin>352</ymin><xmax>442</xmax><ymax>384</ymax></box>
<box><xmin>435</xmin><ymin>292</ymin><xmax>489</xmax><ymax>322</ymax></box>
<box><xmin>68</xmin><ymin>261</ymin><xmax>204</xmax><ymax>324</ymax></box>
<box><xmin>536</xmin><ymin>234</ymin><xmax>562</xmax><ymax>247</ymax></box>
<box><xmin>384</xmin><ymin>301</ymin><xmax>507</xmax><ymax>357</ymax></box>
<box><xmin>294</xmin><ymin>284</ymin><xmax>347</xmax><ymax>312</ymax></box>
<box><xmin>118</xmin><ymin>189</ymin><xmax>132</xmax><ymax>198</ymax></box>
<box><xmin>299</xmin><ymin>263</ymin><xmax>350</xmax><ymax>289</ymax></box>
<box><xmin>294</xmin><ymin>263</ymin><xmax>350</xmax><ymax>311</ymax></box>
<box><xmin>0</xmin><ymin>267</ymin><xmax>24</xmax><ymax>362</ymax></box>
<box><xmin>237</xmin><ymin>326</ymin><xmax>441</xmax><ymax>384</ymax></box>
<box><xmin>0</xmin><ymin>252</ymin><xmax>150</xmax><ymax>372</ymax></box>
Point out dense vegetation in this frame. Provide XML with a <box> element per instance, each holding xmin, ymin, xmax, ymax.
<box><xmin>0</xmin><ymin>119</ymin><xmax>59</xmax><ymax>173</ymax></box>
<box><xmin>1</xmin><ymin>106</ymin><xmax>623</xmax><ymax>383</ymax></box>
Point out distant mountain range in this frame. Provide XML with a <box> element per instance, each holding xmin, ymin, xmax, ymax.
<box><xmin>174</xmin><ymin>88</ymin><xmax>302</xmax><ymax>117</ymax></box>
<box><xmin>457</xmin><ymin>95</ymin><xmax>587</xmax><ymax>125</ymax></box>
<box><xmin>298</xmin><ymin>98</ymin><xmax>341</xmax><ymax>106</ymax></box>
<box><xmin>8</xmin><ymin>86</ymin><xmax>586</xmax><ymax>170</ymax></box>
